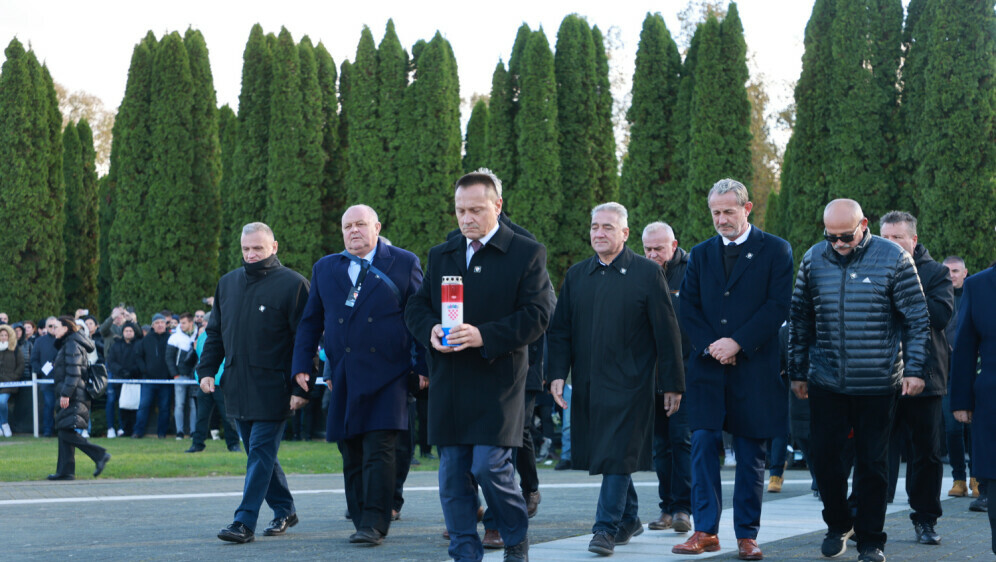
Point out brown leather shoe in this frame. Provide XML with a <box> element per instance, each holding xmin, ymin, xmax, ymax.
<box><xmin>672</xmin><ymin>512</ymin><xmax>692</xmax><ymax>533</ymax></box>
<box><xmin>648</xmin><ymin>511</ymin><xmax>673</xmax><ymax>530</ymax></box>
<box><xmin>737</xmin><ymin>538</ymin><xmax>763</xmax><ymax>560</ymax></box>
<box><xmin>482</xmin><ymin>528</ymin><xmax>504</xmax><ymax>549</ymax></box>
<box><xmin>672</xmin><ymin>531</ymin><xmax>720</xmax><ymax>555</ymax></box>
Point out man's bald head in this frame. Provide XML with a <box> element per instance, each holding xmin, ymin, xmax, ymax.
<box><xmin>342</xmin><ymin>204</ymin><xmax>382</xmax><ymax>257</ymax></box>
<box><xmin>823</xmin><ymin>199</ymin><xmax>868</xmax><ymax>257</ymax></box>
<box><xmin>824</xmin><ymin>199</ymin><xmax>863</xmax><ymax>224</ymax></box>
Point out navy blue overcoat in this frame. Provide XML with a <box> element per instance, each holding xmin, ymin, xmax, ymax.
<box><xmin>679</xmin><ymin>226</ymin><xmax>793</xmax><ymax>438</ymax></box>
<box><xmin>292</xmin><ymin>240</ymin><xmax>425</xmax><ymax>441</ymax></box>
<box><xmin>950</xmin><ymin>266</ymin><xmax>996</xmax><ymax>480</ymax></box>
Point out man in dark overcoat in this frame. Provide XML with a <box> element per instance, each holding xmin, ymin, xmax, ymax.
<box><xmin>951</xmin><ymin>263</ymin><xmax>996</xmax><ymax>554</ymax></box>
<box><xmin>548</xmin><ymin>203</ymin><xmax>684</xmax><ymax>556</ymax></box>
<box><xmin>292</xmin><ymin>204</ymin><xmax>425</xmax><ymax>546</ymax></box>
<box><xmin>673</xmin><ymin>179</ymin><xmax>793</xmax><ymax>560</ymax></box>
<box><xmin>197</xmin><ymin>222</ymin><xmax>311</xmax><ymax>544</ymax></box>
<box><xmin>405</xmin><ymin>170</ymin><xmax>553</xmax><ymax>562</ymax></box>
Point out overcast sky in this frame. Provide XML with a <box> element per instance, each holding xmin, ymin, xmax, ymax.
<box><xmin>1</xmin><ymin>0</ymin><xmax>909</xmax><ymax>130</ymax></box>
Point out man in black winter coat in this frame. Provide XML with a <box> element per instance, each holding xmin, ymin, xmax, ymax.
<box><xmin>880</xmin><ymin>211</ymin><xmax>954</xmax><ymax>546</ymax></box>
<box><xmin>789</xmin><ymin>199</ymin><xmax>931</xmax><ymax>562</ymax></box>
<box><xmin>196</xmin><ymin>222</ymin><xmax>310</xmax><ymax>544</ymax></box>
<box><xmin>134</xmin><ymin>314</ymin><xmax>171</xmax><ymax>438</ymax></box>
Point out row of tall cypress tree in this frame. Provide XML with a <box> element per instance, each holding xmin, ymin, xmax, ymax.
<box><xmin>769</xmin><ymin>0</ymin><xmax>996</xmax><ymax>273</ymax></box>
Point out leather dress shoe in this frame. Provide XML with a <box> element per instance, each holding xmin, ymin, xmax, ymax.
<box><xmin>672</xmin><ymin>531</ymin><xmax>721</xmax><ymax>554</ymax></box>
<box><xmin>349</xmin><ymin>527</ymin><xmax>384</xmax><ymax>546</ymax></box>
<box><xmin>614</xmin><ymin>518</ymin><xmax>644</xmax><ymax>545</ymax></box>
<box><xmin>524</xmin><ymin>490</ymin><xmax>541</xmax><ymax>518</ymax></box>
<box><xmin>263</xmin><ymin>513</ymin><xmax>298</xmax><ymax>536</ymax></box>
<box><xmin>46</xmin><ymin>473</ymin><xmax>74</xmax><ymax>481</ymax></box>
<box><xmin>914</xmin><ymin>521</ymin><xmax>940</xmax><ymax>545</ymax></box>
<box><xmin>649</xmin><ymin>511</ymin><xmax>673</xmax><ymax>530</ymax></box>
<box><xmin>672</xmin><ymin>512</ymin><xmax>692</xmax><ymax>533</ymax></box>
<box><xmin>218</xmin><ymin>521</ymin><xmax>254</xmax><ymax>543</ymax></box>
<box><xmin>94</xmin><ymin>453</ymin><xmax>111</xmax><ymax>477</ymax></box>
<box><xmin>185</xmin><ymin>445</ymin><xmax>205</xmax><ymax>453</ymax></box>
<box><xmin>483</xmin><ymin>528</ymin><xmax>504</xmax><ymax>549</ymax></box>
<box><xmin>737</xmin><ymin>538</ymin><xmax>763</xmax><ymax>560</ymax></box>
<box><xmin>504</xmin><ymin>538</ymin><xmax>529</xmax><ymax>561</ymax></box>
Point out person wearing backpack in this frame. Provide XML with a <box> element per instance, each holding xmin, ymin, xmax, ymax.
<box><xmin>46</xmin><ymin>316</ymin><xmax>110</xmax><ymax>480</ymax></box>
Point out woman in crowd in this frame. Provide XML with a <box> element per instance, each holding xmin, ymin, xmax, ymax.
<box><xmin>47</xmin><ymin>316</ymin><xmax>110</xmax><ymax>480</ymax></box>
<box><xmin>0</xmin><ymin>324</ymin><xmax>25</xmax><ymax>437</ymax></box>
<box><xmin>106</xmin><ymin>321</ymin><xmax>143</xmax><ymax>436</ymax></box>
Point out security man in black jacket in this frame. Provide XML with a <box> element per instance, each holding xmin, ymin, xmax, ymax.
<box><xmin>197</xmin><ymin>222</ymin><xmax>310</xmax><ymax>544</ymax></box>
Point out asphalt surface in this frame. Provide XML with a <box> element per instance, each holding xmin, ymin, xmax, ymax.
<box><xmin>1</xmin><ymin>464</ymin><xmax>992</xmax><ymax>560</ymax></box>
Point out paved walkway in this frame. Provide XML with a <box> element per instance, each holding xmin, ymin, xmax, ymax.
<box><xmin>0</xmin><ymin>468</ymin><xmax>990</xmax><ymax>560</ymax></box>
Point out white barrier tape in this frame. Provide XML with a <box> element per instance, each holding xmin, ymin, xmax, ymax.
<box><xmin>0</xmin><ymin>377</ymin><xmax>325</xmax><ymax>389</ymax></box>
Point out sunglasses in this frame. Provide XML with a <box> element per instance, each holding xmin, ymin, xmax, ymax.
<box><xmin>824</xmin><ymin>224</ymin><xmax>861</xmax><ymax>244</ymax></box>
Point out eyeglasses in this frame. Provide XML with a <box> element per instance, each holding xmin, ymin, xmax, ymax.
<box><xmin>824</xmin><ymin>224</ymin><xmax>861</xmax><ymax>244</ymax></box>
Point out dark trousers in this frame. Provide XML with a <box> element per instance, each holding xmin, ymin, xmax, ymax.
<box><xmin>105</xmin><ymin>383</ymin><xmax>121</xmax><ymax>432</ymax></box>
<box><xmin>340</xmin><ymin>429</ymin><xmax>398</xmax><ymax>535</ymax></box>
<box><xmin>691</xmin><ymin>429</ymin><xmax>766</xmax><ymax>538</ymax></box>
<box><xmin>191</xmin><ymin>387</ymin><xmax>239</xmax><ymax>449</ymax></box>
<box><xmin>439</xmin><ymin>445</ymin><xmax>527</xmax><ymax>561</ymax></box>
<box><xmin>483</xmin><ymin>391</ymin><xmax>540</xmax><ymax>530</ymax></box>
<box><xmin>415</xmin><ymin>389</ymin><xmax>430</xmax><ymax>455</ymax></box>
<box><xmin>809</xmin><ymin>385</ymin><xmax>897</xmax><ymax>551</ymax></box>
<box><xmin>654</xmin><ymin>394</ymin><xmax>691</xmax><ymax>515</ymax></box>
<box><xmin>56</xmin><ymin>428</ymin><xmax>106</xmax><ymax>476</ymax></box>
<box><xmin>134</xmin><ymin>383</ymin><xmax>171</xmax><ymax>437</ymax></box>
<box><xmin>887</xmin><ymin>395</ymin><xmax>943</xmax><ymax>523</ymax></box>
<box><xmin>942</xmin><ymin>393</ymin><xmax>973</xmax><ymax>481</ymax></box>
<box><xmin>393</xmin><ymin>402</ymin><xmax>416</xmax><ymax>512</ymax></box>
<box><xmin>594</xmin><ymin>473</ymin><xmax>639</xmax><ymax>535</ymax></box>
<box><xmin>41</xmin><ymin>384</ymin><xmax>56</xmax><ymax>436</ymax></box>
<box><xmin>234</xmin><ymin>419</ymin><xmax>295</xmax><ymax>532</ymax></box>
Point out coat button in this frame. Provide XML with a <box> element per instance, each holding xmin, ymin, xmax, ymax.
<box><xmin>338</xmin><ymin>318</ymin><xmax>344</xmax><ymax>324</ymax></box>
<box><xmin>720</xmin><ymin>319</ymin><xmax>728</xmax><ymax>325</ymax></box>
<box><xmin>345</xmin><ymin>347</ymin><xmax>351</xmax><ymax>353</ymax></box>
<box><xmin>368</xmin><ymin>317</ymin><xmax>373</xmax><ymax>323</ymax></box>
<box><xmin>369</xmin><ymin>347</ymin><xmax>376</xmax><ymax>353</ymax></box>
<box><xmin>724</xmin><ymin>291</ymin><xmax>730</xmax><ymax>297</ymax></box>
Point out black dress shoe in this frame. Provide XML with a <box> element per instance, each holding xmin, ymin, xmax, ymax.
<box><xmin>914</xmin><ymin>521</ymin><xmax>940</xmax><ymax>545</ymax></box>
<box><xmin>46</xmin><ymin>474</ymin><xmax>74</xmax><ymax>481</ymax></box>
<box><xmin>349</xmin><ymin>527</ymin><xmax>384</xmax><ymax>546</ymax></box>
<box><xmin>227</xmin><ymin>444</ymin><xmax>242</xmax><ymax>453</ymax></box>
<box><xmin>93</xmin><ymin>453</ymin><xmax>111</xmax><ymax>477</ymax></box>
<box><xmin>504</xmin><ymin>537</ymin><xmax>529</xmax><ymax>561</ymax></box>
<box><xmin>218</xmin><ymin>521</ymin><xmax>254</xmax><ymax>543</ymax></box>
<box><xmin>263</xmin><ymin>513</ymin><xmax>298</xmax><ymax>536</ymax></box>
<box><xmin>185</xmin><ymin>445</ymin><xmax>205</xmax><ymax>453</ymax></box>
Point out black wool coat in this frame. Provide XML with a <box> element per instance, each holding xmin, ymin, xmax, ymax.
<box><xmin>197</xmin><ymin>255</ymin><xmax>310</xmax><ymax>422</ymax></box>
<box><xmin>53</xmin><ymin>331</ymin><xmax>96</xmax><ymax>430</ymax></box>
<box><xmin>548</xmin><ymin>246</ymin><xmax>685</xmax><ymax>474</ymax></box>
<box><xmin>911</xmin><ymin>244</ymin><xmax>954</xmax><ymax>397</ymax></box>
<box><xmin>406</xmin><ymin>223</ymin><xmax>554</xmax><ymax>448</ymax></box>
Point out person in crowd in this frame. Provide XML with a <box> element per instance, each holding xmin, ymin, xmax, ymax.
<box><xmin>406</xmin><ymin>170</ymin><xmax>553</xmax><ymax>562</ymax></box>
<box><xmin>880</xmin><ymin>211</ymin><xmax>953</xmax><ymax>545</ymax></box>
<box><xmin>46</xmin><ymin>316</ymin><xmax>110</xmax><ymax>480</ymax></box>
<box><xmin>0</xmin><ymin>324</ymin><xmax>25</xmax><ymax>437</ymax></box>
<box><xmin>187</xmin><ymin>314</ymin><xmax>240</xmax><ymax>453</ymax></box>
<box><xmin>548</xmin><ymin>203</ymin><xmax>684</xmax><ymax>556</ymax></box>
<box><xmin>106</xmin><ymin>321</ymin><xmax>143</xmax><ymax>437</ymax></box>
<box><xmin>641</xmin><ymin>221</ymin><xmax>694</xmax><ymax>533</ymax></box>
<box><xmin>134</xmin><ymin>314</ymin><xmax>172</xmax><ymax>438</ymax></box>
<box><xmin>194</xmin><ymin>310</ymin><xmax>207</xmax><ymax>329</ymax></box>
<box><xmin>166</xmin><ymin>312</ymin><xmax>199</xmax><ymax>439</ymax></box>
<box><xmin>19</xmin><ymin>320</ymin><xmax>36</xmax><ymax>379</ymax></box>
<box><xmin>30</xmin><ymin>317</ymin><xmax>59</xmax><ymax>437</ymax></box>
<box><xmin>0</xmin><ymin>312</ymin><xmax>8</xmax><ymax>324</ymax></box>
<box><xmin>197</xmin><ymin>222</ymin><xmax>310</xmax><ymax>544</ymax></box>
<box><xmin>789</xmin><ymin>199</ymin><xmax>930</xmax><ymax>562</ymax></box>
<box><xmin>942</xmin><ymin>256</ymin><xmax>975</xmax><ymax>498</ymax></box>
<box><xmin>555</xmin><ymin>384</ymin><xmax>573</xmax><ymax>471</ymax></box>
<box><xmin>292</xmin><ymin>204</ymin><xmax>426</xmax><ymax>547</ymax></box>
<box><xmin>672</xmin><ymin>179</ymin><xmax>793</xmax><ymax>561</ymax></box>
<box><xmin>951</xmin><ymin>260</ymin><xmax>996</xmax><ymax>554</ymax></box>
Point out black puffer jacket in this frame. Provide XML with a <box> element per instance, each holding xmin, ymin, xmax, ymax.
<box><xmin>105</xmin><ymin>322</ymin><xmax>144</xmax><ymax>379</ymax></box>
<box><xmin>788</xmin><ymin>232</ymin><xmax>930</xmax><ymax>395</ymax></box>
<box><xmin>911</xmin><ymin>244</ymin><xmax>954</xmax><ymax>397</ymax></box>
<box><xmin>53</xmin><ymin>330</ymin><xmax>96</xmax><ymax>430</ymax></box>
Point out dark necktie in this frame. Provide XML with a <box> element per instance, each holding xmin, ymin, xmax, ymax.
<box><xmin>356</xmin><ymin>259</ymin><xmax>370</xmax><ymax>286</ymax></box>
<box><xmin>723</xmin><ymin>242</ymin><xmax>741</xmax><ymax>279</ymax></box>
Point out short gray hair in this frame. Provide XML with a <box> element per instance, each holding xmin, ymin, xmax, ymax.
<box><xmin>943</xmin><ymin>255</ymin><xmax>965</xmax><ymax>267</ymax></box>
<box><xmin>241</xmin><ymin>222</ymin><xmax>274</xmax><ymax>239</ymax></box>
<box><xmin>707</xmin><ymin>178</ymin><xmax>749</xmax><ymax>206</ymax></box>
<box><xmin>880</xmin><ymin>210</ymin><xmax>918</xmax><ymax>237</ymax></box>
<box><xmin>455</xmin><ymin>168</ymin><xmax>503</xmax><ymax>200</ymax></box>
<box><xmin>642</xmin><ymin>221</ymin><xmax>675</xmax><ymax>240</ymax></box>
<box><xmin>591</xmin><ymin>202</ymin><xmax>628</xmax><ymax>229</ymax></box>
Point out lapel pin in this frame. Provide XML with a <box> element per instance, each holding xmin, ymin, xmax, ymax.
<box><xmin>746</xmin><ymin>252</ymin><xmax>754</xmax><ymax>259</ymax></box>
<box><xmin>259</xmin><ymin>305</ymin><xmax>266</xmax><ymax>312</ymax></box>
<box><xmin>474</xmin><ymin>266</ymin><xmax>482</xmax><ymax>273</ymax></box>
<box><xmin>621</xmin><ymin>268</ymin><xmax>627</xmax><ymax>274</ymax></box>
<box><xmin>850</xmin><ymin>272</ymin><xmax>857</xmax><ymax>279</ymax></box>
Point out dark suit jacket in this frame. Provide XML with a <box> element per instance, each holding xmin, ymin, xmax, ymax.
<box><xmin>950</xmin><ymin>266</ymin><xmax>996</xmax><ymax>479</ymax></box>
<box><xmin>679</xmin><ymin>226</ymin><xmax>794</xmax><ymax>439</ymax></box>
<box><xmin>292</xmin><ymin>240</ymin><xmax>425</xmax><ymax>441</ymax></box>
<box><xmin>405</xmin><ymin>223</ymin><xmax>553</xmax><ymax>447</ymax></box>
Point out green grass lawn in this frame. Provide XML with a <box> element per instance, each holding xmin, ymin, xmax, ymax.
<box><xmin>0</xmin><ymin>435</ymin><xmax>441</xmax><ymax>482</ymax></box>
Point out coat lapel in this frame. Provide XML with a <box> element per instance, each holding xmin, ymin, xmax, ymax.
<box><xmin>441</xmin><ymin>233</ymin><xmax>468</xmax><ymax>276</ymax></box>
<box><xmin>357</xmin><ymin>242</ymin><xmax>395</xmax><ymax>307</ymax></box>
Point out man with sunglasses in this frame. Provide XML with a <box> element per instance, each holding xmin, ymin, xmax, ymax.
<box><xmin>788</xmin><ymin>199</ymin><xmax>931</xmax><ymax>562</ymax></box>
